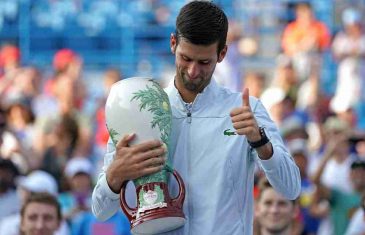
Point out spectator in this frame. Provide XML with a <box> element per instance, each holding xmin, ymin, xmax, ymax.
<box><xmin>254</xmin><ymin>178</ymin><xmax>302</xmax><ymax>235</ymax></box>
<box><xmin>287</xmin><ymin>139</ymin><xmax>321</xmax><ymax>234</ymax></box>
<box><xmin>330</xmin><ymin>8</ymin><xmax>365</xmax><ymax>130</ymax></box>
<box><xmin>58</xmin><ymin>157</ymin><xmax>94</xmax><ymax>222</ymax></box>
<box><xmin>281</xmin><ymin>2</ymin><xmax>330</xmax><ymax>81</ymax></box>
<box><xmin>20</xmin><ymin>192</ymin><xmax>62</xmax><ymax>235</ymax></box>
<box><xmin>0</xmin><ymin>170</ymin><xmax>70</xmax><ymax>235</ymax></box>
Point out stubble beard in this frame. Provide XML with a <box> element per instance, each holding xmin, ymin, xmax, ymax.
<box><xmin>179</xmin><ymin>72</ymin><xmax>212</xmax><ymax>94</ymax></box>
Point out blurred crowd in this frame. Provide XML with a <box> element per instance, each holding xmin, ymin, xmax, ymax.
<box><xmin>0</xmin><ymin>1</ymin><xmax>365</xmax><ymax>235</ymax></box>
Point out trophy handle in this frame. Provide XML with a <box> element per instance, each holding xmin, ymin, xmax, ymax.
<box><xmin>120</xmin><ymin>181</ymin><xmax>137</xmax><ymax>221</ymax></box>
<box><xmin>171</xmin><ymin>169</ymin><xmax>185</xmax><ymax>209</ymax></box>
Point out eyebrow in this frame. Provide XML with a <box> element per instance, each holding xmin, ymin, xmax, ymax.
<box><xmin>180</xmin><ymin>53</ymin><xmax>210</xmax><ymax>62</ymax></box>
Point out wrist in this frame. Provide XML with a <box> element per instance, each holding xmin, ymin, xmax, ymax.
<box><xmin>106</xmin><ymin>168</ymin><xmax>123</xmax><ymax>194</ymax></box>
<box><xmin>248</xmin><ymin>127</ymin><xmax>270</xmax><ymax>149</ymax></box>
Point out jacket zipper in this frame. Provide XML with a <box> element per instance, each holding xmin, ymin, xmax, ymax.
<box><xmin>185</xmin><ymin>103</ymin><xmax>193</xmax><ymax>123</ymax></box>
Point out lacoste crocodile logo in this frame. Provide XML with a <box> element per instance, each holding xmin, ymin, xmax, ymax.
<box><xmin>224</xmin><ymin>129</ymin><xmax>236</xmax><ymax>136</ymax></box>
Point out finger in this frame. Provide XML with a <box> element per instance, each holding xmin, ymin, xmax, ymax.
<box><xmin>233</xmin><ymin>120</ymin><xmax>256</xmax><ymax>130</ymax></box>
<box><xmin>133</xmin><ymin>139</ymin><xmax>163</xmax><ymax>152</ymax></box>
<box><xmin>231</xmin><ymin>112</ymin><xmax>254</xmax><ymax>123</ymax></box>
<box><xmin>140</xmin><ymin>165</ymin><xmax>165</xmax><ymax>177</ymax></box>
<box><xmin>235</xmin><ymin>126</ymin><xmax>255</xmax><ymax>136</ymax></box>
<box><xmin>136</xmin><ymin>146</ymin><xmax>167</xmax><ymax>162</ymax></box>
<box><xmin>139</xmin><ymin>156</ymin><xmax>166</xmax><ymax>168</ymax></box>
<box><xmin>242</xmin><ymin>88</ymin><xmax>250</xmax><ymax>107</ymax></box>
<box><xmin>116</xmin><ymin>133</ymin><xmax>135</xmax><ymax>149</ymax></box>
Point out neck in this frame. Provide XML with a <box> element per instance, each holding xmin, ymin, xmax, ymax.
<box><xmin>174</xmin><ymin>78</ymin><xmax>197</xmax><ymax>103</ymax></box>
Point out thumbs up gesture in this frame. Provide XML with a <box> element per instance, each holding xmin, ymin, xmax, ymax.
<box><xmin>230</xmin><ymin>88</ymin><xmax>261</xmax><ymax>142</ymax></box>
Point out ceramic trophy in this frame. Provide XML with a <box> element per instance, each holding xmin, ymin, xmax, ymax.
<box><xmin>105</xmin><ymin>77</ymin><xmax>185</xmax><ymax>235</ymax></box>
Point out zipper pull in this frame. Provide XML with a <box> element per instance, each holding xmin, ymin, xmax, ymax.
<box><xmin>187</xmin><ymin>112</ymin><xmax>192</xmax><ymax>123</ymax></box>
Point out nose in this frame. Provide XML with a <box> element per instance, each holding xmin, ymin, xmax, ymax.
<box><xmin>268</xmin><ymin>203</ymin><xmax>280</xmax><ymax>214</ymax></box>
<box><xmin>187</xmin><ymin>62</ymin><xmax>200</xmax><ymax>79</ymax></box>
<box><xmin>35</xmin><ymin>218</ymin><xmax>45</xmax><ymax>229</ymax></box>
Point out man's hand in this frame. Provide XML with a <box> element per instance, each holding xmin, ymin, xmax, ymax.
<box><xmin>230</xmin><ymin>88</ymin><xmax>260</xmax><ymax>142</ymax></box>
<box><xmin>230</xmin><ymin>88</ymin><xmax>273</xmax><ymax>159</ymax></box>
<box><xmin>106</xmin><ymin>133</ymin><xmax>167</xmax><ymax>193</ymax></box>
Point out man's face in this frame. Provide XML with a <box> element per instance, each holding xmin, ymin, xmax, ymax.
<box><xmin>170</xmin><ymin>35</ymin><xmax>226</xmax><ymax>96</ymax></box>
<box><xmin>255</xmin><ymin>188</ymin><xmax>297</xmax><ymax>234</ymax></box>
<box><xmin>21</xmin><ymin>202</ymin><xmax>60</xmax><ymax>235</ymax></box>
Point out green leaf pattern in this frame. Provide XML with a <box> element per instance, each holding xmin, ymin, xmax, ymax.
<box><xmin>131</xmin><ymin>79</ymin><xmax>172</xmax><ymax>186</ymax></box>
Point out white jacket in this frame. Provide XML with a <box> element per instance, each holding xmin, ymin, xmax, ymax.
<box><xmin>92</xmin><ymin>79</ymin><xmax>301</xmax><ymax>235</ymax></box>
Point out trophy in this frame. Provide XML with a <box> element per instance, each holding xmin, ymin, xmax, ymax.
<box><xmin>105</xmin><ymin>77</ymin><xmax>185</xmax><ymax>235</ymax></box>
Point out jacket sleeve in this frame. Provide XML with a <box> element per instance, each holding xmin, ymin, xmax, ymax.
<box><xmin>252</xmin><ymin>99</ymin><xmax>301</xmax><ymax>200</ymax></box>
<box><xmin>91</xmin><ymin>138</ymin><xmax>121</xmax><ymax>221</ymax></box>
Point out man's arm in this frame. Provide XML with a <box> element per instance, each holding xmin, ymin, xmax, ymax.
<box><xmin>253</xmin><ymin>100</ymin><xmax>301</xmax><ymax>200</ymax></box>
<box><xmin>91</xmin><ymin>139</ymin><xmax>121</xmax><ymax>221</ymax></box>
<box><xmin>230</xmin><ymin>89</ymin><xmax>301</xmax><ymax>200</ymax></box>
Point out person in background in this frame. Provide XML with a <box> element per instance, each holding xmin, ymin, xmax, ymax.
<box><xmin>254</xmin><ymin>177</ymin><xmax>302</xmax><ymax>235</ymax></box>
<box><xmin>58</xmin><ymin>157</ymin><xmax>94</xmax><ymax>222</ymax></box>
<box><xmin>330</xmin><ymin>8</ymin><xmax>365</xmax><ymax>130</ymax></box>
<box><xmin>0</xmin><ymin>170</ymin><xmax>70</xmax><ymax>235</ymax></box>
<box><xmin>287</xmin><ymin>139</ymin><xmax>321</xmax><ymax>235</ymax></box>
<box><xmin>20</xmin><ymin>192</ymin><xmax>62</xmax><ymax>235</ymax></box>
<box><xmin>281</xmin><ymin>2</ymin><xmax>330</xmax><ymax>81</ymax></box>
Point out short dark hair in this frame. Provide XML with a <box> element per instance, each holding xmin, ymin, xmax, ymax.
<box><xmin>175</xmin><ymin>1</ymin><xmax>228</xmax><ymax>54</ymax></box>
<box><xmin>257</xmin><ymin>177</ymin><xmax>297</xmax><ymax>204</ymax></box>
<box><xmin>21</xmin><ymin>192</ymin><xmax>62</xmax><ymax>222</ymax></box>
<box><xmin>351</xmin><ymin>160</ymin><xmax>365</xmax><ymax>170</ymax></box>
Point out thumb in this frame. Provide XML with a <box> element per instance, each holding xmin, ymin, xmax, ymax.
<box><xmin>242</xmin><ymin>88</ymin><xmax>250</xmax><ymax>107</ymax></box>
<box><xmin>116</xmin><ymin>133</ymin><xmax>135</xmax><ymax>148</ymax></box>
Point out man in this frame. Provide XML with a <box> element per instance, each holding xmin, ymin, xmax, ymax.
<box><xmin>20</xmin><ymin>192</ymin><xmax>61</xmax><ymax>235</ymax></box>
<box><xmin>254</xmin><ymin>178</ymin><xmax>301</xmax><ymax>235</ymax></box>
<box><xmin>0</xmin><ymin>170</ymin><xmax>69</xmax><ymax>235</ymax></box>
<box><xmin>281</xmin><ymin>2</ymin><xmax>330</xmax><ymax>81</ymax></box>
<box><xmin>92</xmin><ymin>1</ymin><xmax>300</xmax><ymax>234</ymax></box>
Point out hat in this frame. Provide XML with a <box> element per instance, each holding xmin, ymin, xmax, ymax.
<box><xmin>287</xmin><ymin>139</ymin><xmax>308</xmax><ymax>156</ymax></box>
<box><xmin>342</xmin><ymin>8</ymin><xmax>361</xmax><ymax>25</ymax></box>
<box><xmin>18</xmin><ymin>170</ymin><xmax>58</xmax><ymax>196</ymax></box>
<box><xmin>64</xmin><ymin>157</ymin><xmax>93</xmax><ymax>178</ymax></box>
<box><xmin>280</xmin><ymin>116</ymin><xmax>308</xmax><ymax>138</ymax></box>
<box><xmin>53</xmin><ymin>49</ymin><xmax>78</xmax><ymax>71</ymax></box>
<box><xmin>351</xmin><ymin>160</ymin><xmax>365</xmax><ymax>170</ymax></box>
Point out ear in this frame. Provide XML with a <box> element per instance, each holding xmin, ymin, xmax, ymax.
<box><xmin>217</xmin><ymin>45</ymin><xmax>228</xmax><ymax>63</ymax></box>
<box><xmin>170</xmin><ymin>33</ymin><xmax>177</xmax><ymax>54</ymax></box>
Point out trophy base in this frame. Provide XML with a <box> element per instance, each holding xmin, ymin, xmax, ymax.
<box><xmin>132</xmin><ymin>216</ymin><xmax>185</xmax><ymax>235</ymax></box>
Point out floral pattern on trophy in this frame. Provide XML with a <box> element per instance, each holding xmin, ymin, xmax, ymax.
<box><xmin>130</xmin><ymin>79</ymin><xmax>172</xmax><ymax>212</ymax></box>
